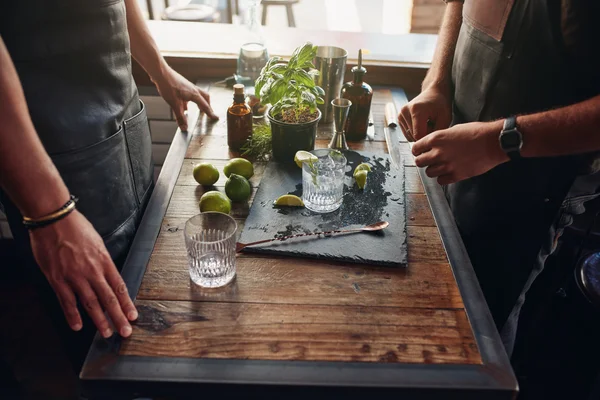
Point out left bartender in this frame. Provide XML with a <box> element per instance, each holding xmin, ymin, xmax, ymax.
<box><xmin>0</xmin><ymin>0</ymin><xmax>218</xmax><ymax>396</ymax></box>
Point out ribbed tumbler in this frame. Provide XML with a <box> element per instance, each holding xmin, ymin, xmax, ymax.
<box><xmin>184</xmin><ymin>212</ymin><xmax>237</xmax><ymax>288</ymax></box>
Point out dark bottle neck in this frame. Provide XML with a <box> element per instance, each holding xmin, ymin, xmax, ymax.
<box><xmin>233</xmin><ymin>94</ymin><xmax>246</xmax><ymax>104</ymax></box>
<box><xmin>351</xmin><ymin>65</ymin><xmax>367</xmax><ymax>85</ymax></box>
<box><xmin>353</xmin><ymin>74</ymin><xmax>364</xmax><ymax>84</ymax></box>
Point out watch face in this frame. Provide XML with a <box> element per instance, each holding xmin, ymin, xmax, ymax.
<box><xmin>501</xmin><ymin>130</ymin><xmax>522</xmax><ymax>149</ymax></box>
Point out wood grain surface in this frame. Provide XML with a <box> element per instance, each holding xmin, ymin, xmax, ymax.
<box><xmin>120</xmin><ymin>85</ymin><xmax>482</xmax><ymax>365</ymax></box>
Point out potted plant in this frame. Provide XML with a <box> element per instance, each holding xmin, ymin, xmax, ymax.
<box><xmin>255</xmin><ymin>42</ymin><xmax>325</xmax><ymax>162</ymax></box>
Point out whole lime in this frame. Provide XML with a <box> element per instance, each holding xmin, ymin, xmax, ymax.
<box><xmin>225</xmin><ymin>174</ymin><xmax>252</xmax><ymax>202</ymax></box>
<box><xmin>223</xmin><ymin>158</ymin><xmax>254</xmax><ymax>179</ymax></box>
<box><xmin>193</xmin><ymin>163</ymin><xmax>219</xmax><ymax>186</ymax></box>
<box><xmin>199</xmin><ymin>191</ymin><xmax>231</xmax><ymax>214</ymax></box>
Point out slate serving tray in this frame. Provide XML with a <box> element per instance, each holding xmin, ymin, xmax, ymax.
<box><xmin>239</xmin><ymin>150</ymin><xmax>407</xmax><ymax>267</ymax></box>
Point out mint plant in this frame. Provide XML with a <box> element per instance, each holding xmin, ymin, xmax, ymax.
<box><xmin>255</xmin><ymin>42</ymin><xmax>325</xmax><ymax>123</ymax></box>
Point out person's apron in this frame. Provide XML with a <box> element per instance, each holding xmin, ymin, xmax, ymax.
<box><xmin>447</xmin><ymin>0</ymin><xmax>599</xmax><ymax>351</ymax></box>
<box><xmin>0</xmin><ymin>0</ymin><xmax>154</xmax><ymax>264</ymax></box>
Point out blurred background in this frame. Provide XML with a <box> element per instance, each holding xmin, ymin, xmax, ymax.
<box><xmin>139</xmin><ymin>0</ymin><xmax>443</xmax><ymax>34</ymax></box>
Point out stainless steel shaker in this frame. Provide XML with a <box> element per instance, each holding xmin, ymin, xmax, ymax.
<box><xmin>314</xmin><ymin>46</ymin><xmax>347</xmax><ymax>124</ymax></box>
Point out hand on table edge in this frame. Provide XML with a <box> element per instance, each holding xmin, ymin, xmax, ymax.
<box><xmin>29</xmin><ymin>210</ymin><xmax>139</xmax><ymax>339</ymax></box>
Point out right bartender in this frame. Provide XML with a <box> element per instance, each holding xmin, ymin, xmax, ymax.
<box><xmin>400</xmin><ymin>0</ymin><xmax>600</xmax><ymax>359</ymax></box>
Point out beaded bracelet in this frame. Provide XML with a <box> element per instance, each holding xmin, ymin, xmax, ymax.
<box><xmin>22</xmin><ymin>195</ymin><xmax>78</xmax><ymax>230</ymax></box>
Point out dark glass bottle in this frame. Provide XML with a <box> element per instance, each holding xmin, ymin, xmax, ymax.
<box><xmin>227</xmin><ymin>84</ymin><xmax>253</xmax><ymax>151</ymax></box>
<box><xmin>341</xmin><ymin>49</ymin><xmax>373</xmax><ymax>141</ymax></box>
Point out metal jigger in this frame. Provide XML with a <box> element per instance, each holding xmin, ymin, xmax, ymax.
<box><xmin>328</xmin><ymin>98</ymin><xmax>352</xmax><ymax>150</ymax></box>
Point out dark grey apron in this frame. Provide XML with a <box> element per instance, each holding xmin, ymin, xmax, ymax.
<box><xmin>0</xmin><ymin>0</ymin><xmax>154</xmax><ymax>263</ymax></box>
<box><xmin>447</xmin><ymin>0</ymin><xmax>598</xmax><ymax>351</ymax></box>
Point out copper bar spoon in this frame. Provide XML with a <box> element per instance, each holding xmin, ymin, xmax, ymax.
<box><xmin>236</xmin><ymin>221</ymin><xmax>390</xmax><ymax>253</ymax></box>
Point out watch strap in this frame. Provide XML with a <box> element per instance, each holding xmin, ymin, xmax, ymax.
<box><xmin>502</xmin><ymin>116</ymin><xmax>521</xmax><ymax>160</ymax></box>
<box><xmin>503</xmin><ymin>115</ymin><xmax>517</xmax><ymax>131</ymax></box>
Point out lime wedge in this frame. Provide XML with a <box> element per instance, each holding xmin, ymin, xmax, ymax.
<box><xmin>294</xmin><ymin>151</ymin><xmax>318</xmax><ymax>168</ymax></box>
<box><xmin>355</xmin><ymin>170</ymin><xmax>368</xmax><ymax>190</ymax></box>
<box><xmin>274</xmin><ymin>194</ymin><xmax>305</xmax><ymax>207</ymax></box>
<box><xmin>353</xmin><ymin>163</ymin><xmax>372</xmax><ymax>177</ymax></box>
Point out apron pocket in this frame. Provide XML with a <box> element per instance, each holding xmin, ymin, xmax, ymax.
<box><xmin>50</xmin><ymin>126</ymin><xmax>138</xmax><ymax>238</ymax></box>
<box><xmin>463</xmin><ymin>0</ymin><xmax>514</xmax><ymax>42</ymax></box>
<box><xmin>123</xmin><ymin>100</ymin><xmax>154</xmax><ymax>204</ymax></box>
<box><xmin>452</xmin><ymin>22</ymin><xmax>503</xmax><ymax>122</ymax></box>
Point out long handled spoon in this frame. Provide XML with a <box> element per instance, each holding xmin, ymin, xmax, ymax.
<box><xmin>236</xmin><ymin>221</ymin><xmax>390</xmax><ymax>253</ymax></box>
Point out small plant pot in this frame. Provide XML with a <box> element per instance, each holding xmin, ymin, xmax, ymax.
<box><xmin>268</xmin><ymin>108</ymin><xmax>322</xmax><ymax>163</ymax></box>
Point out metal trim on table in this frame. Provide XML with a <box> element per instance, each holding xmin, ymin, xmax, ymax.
<box><xmin>80</xmin><ymin>85</ymin><xmax>518</xmax><ymax>399</ymax></box>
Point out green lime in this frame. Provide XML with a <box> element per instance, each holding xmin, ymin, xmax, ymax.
<box><xmin>354</xmin><ymin>163</ymin><xmax>372</xmax><ymax>177</ymax></box>
<box><xmin>224</xmin><ymin>158</ymin><xmax>254</xmax><ymax>179</ymax></box>
<box><xmin>225</xmin><ymin>174</ymin><xmax>252</xmax><ymax>202</ymax></box>
<box><xmin>193</xmin><ymin>163</ymin><xmax>219</xmax><ymax>186</ymax></box>
<box><xmin>294</xmin><ymin>150</ymin><xmax>318</xmax><ymax>168</ymax></box>
<box><xmin>355</xmin><ymin>170</ymin><xmax>368</xmax><ymax>190</ymax></box>
<box><xmin>273</xmin><ymin>194</ymin><xmax>304</xmax><ymax>207</ymax></box>
<box><xmin>199</xmin><ymin>191</ymin><xmax>231</xmax><ymax>214</ymax></box>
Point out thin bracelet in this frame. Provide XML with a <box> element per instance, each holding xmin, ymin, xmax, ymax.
<box><xmin>22</xmin><ymin>195</ymin><xmax>78</xmax><ymax>229</ymax></box>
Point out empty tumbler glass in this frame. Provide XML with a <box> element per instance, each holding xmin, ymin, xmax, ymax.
<box><xmin>184</xmin><ymin>212</ymin><xmax>238</xmax><ymax>288</ymax></box>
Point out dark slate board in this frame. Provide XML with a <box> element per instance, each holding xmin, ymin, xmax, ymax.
<box><xmin>239</xmin><ymin>150</ymin><xmax>407</xmax><ymax>267</ymax></box>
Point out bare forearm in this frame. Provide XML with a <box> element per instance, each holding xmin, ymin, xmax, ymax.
<box><xmin>0</xmin><ymin>38</ymin><xmax>70</xmax><ymax>218</ymax></box>
<box><xmin>422</xmin><ymin>2</ymin><xmax>463</xmax><ymax>92</ymax></box>
<box><xmin>519</xmin><ymin>95</ymin><xmax>600</xmax><ymax>158</ymax></box>
<box><xmin>124</xmin><ymin>0</ymin><xmax>168</xmax><ymax>83</ymax></box>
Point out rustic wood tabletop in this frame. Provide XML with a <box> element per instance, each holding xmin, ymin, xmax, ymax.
<box><xmin>80</xmin><ymin>82</ymin><xmax>518</xmax><ymax>399</ymax></box>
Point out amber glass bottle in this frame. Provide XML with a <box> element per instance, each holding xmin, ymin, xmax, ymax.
<box><xmin>341</xmin><ymin>49</ymin><xmax>373</xmax><ymax>141</ymax></box>
<box><xmin>227</xmin><ymin>84</ymin><xmax>253</xmax><ymax>150</ymax></box>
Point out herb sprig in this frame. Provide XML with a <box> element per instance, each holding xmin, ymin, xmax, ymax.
<box><xmin>241</xmin><ymin>124</ymin><xmax>272</xmax><ymax>162</ymax></box>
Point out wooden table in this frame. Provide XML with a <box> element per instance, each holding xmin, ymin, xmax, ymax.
<box><xmin>81</xmin><ymin>83</ymin><xmax>518</xmax><ymax>399</ymax></box>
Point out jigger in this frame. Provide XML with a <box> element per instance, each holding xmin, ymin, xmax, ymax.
<box><xmin>328</xmin><ymin>98</ymin><xmax>352</xmax><ymax>150</ymax></box>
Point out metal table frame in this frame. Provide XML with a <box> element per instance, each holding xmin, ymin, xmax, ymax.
<box><xmin>80</xmin><ymin>86</ymin><xmax>518</xmax><ymax>399</ymax></box>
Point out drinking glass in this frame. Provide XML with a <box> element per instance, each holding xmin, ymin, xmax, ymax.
<box><xmin>302</xmin><ymin>149</ymin><xmax>347</xmax><ymax>213</ymax></box>
<box><xmin>184</xmin><ymin>212</ymin><xmax>238</xmax><ymax>288</ymax></box>
<box><xmin>237</xmin><ymin>42</ymin><xmax>268</xmax><ymax>83</ymax></box>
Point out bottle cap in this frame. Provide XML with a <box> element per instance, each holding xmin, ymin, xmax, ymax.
<box><xmin>351</xmin><ymin>49</ymin><xmax>367</xmax><ymax>78</ymax></box>
<box><xmin>233</xmin><ymin>84</ymin><xmax>245</xmax><ymax>95</ymax></box>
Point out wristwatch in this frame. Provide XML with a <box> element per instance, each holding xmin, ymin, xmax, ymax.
<box><xmin>499</xmin><ymin>116</ymin><xmax>523</xmax><ymax>160</ymax></box>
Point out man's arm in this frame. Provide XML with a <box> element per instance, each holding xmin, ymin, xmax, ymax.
<box><xmin>519</xmin><ymin>95</ymin><xmax>600</xmax><ymax>157</ymax></box>
<box><xmin>399</xmin><ymin>1</ymin><xmax>463</xmax><ymax>141</ymax></box>
<box><xmin>421</xmin><ymin>1</ymin><xmax>463</xmax><ymax>92</ymax></box>
<box><xmin>0</xmin><ymin>37</ymin><xmax>137</xmax><ymax>338</ymax></box>
<box><xmin>124</xmin><ymin>0</ymin><xmax>218</xmax><ymax>128</ymax></box>
<box><xmin>411</xmin><ymin>95</ymin><xmax>600</xmax><ymax>185</ymax></box>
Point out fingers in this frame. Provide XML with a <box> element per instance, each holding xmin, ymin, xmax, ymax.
<box><xmin>91</xmin><ymin>277</ymin><xmax>132</xmax><ymax>338</ymax></box>
<box><xmin>412</xmin><ymin>135</ymin><xmax>433</xmax><ymax>157</ymax></box>
<box><xmin>52</xmin><ymin>280</ymin><xmax>83</xmax><ymax>331</ymax></box>
<box><xmin>198</xmin><ymin>89</ymin><xmax>210</xmax><ymax>103</ymax></box>
<box><xmin>412</xmin><ymin>112</ymin><xmax>429</xmax><ymax>141</ymax></box>
<box><xmin>105</xmin><ymin>266</ymin><xmax>138</xmax><ymax>322</ymax></box>
<box><xmin>73</xmin><ymin>280</ymin><xmax>113</xmax><ymax>338</ymax></box>
<box><xmin>425</xmin><ymin>163</ymin><xmax>450</xmax><ymax>178</ymax></box>
<box><xmin>414</xmin><ymin>149</ymin><xmax>440</xmax><ymax>168</ymax></box>
<box><xmin>173</xmin><ymin>104</ymin><xmax>188</xmax><ymax>132</ymax></box>
<box><xmin>399</xmin><ymin>106</ymin><xmax>414</xmax><ymax>141</ymax></box>
<box><xmin>191</xmin><ymin>89</ymin><xmax>218</xmax><ymax>121</ymax></box>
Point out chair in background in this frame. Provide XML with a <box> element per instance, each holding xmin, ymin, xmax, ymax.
<box><xmin>261</xmin><ymin>0</ymin><xmax>299</xmax><ymax>28</ymax></box>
